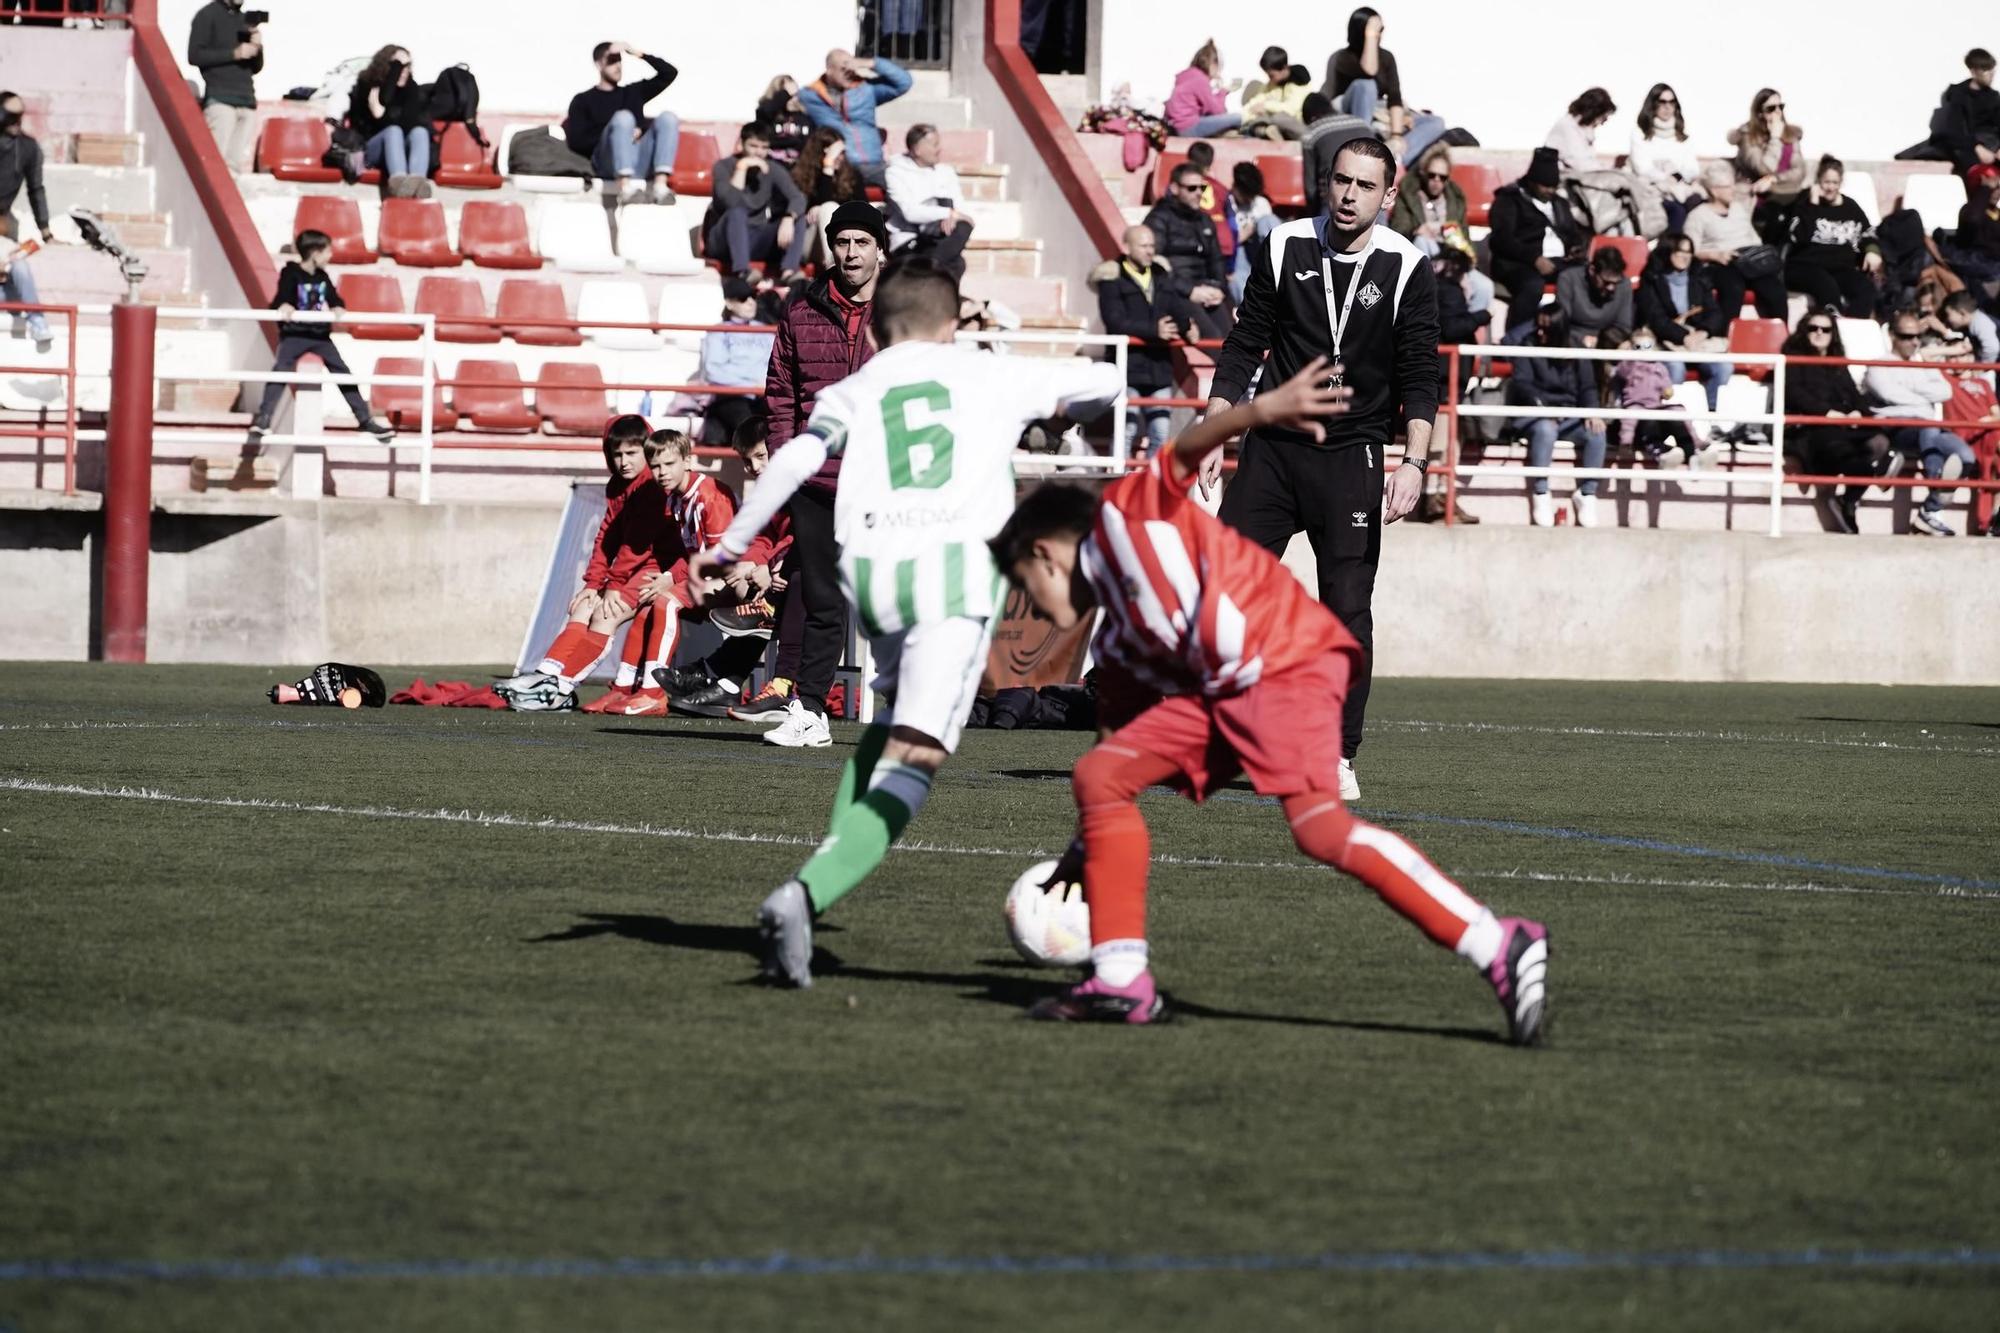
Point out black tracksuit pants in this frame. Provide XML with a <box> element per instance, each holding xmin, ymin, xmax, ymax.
<box><xmin>781</xmin><ymin>486</ymin><xmax>846</xmax><ymax>717</ymax></box>
<box><xmin>1217</xmin><ymin>430</ymin><xmax>1384</xmax><ymax>760</ymax></box>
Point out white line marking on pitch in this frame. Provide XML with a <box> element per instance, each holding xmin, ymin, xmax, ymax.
<box><xmin>4</xmin><ymin>778</ymin><xmax>1994</xmax><ymax>903</ymax></box>
<box><xmin>1373</xmin><ymin>719</ymin><xmax>2000</xmax><ymax>757</ymax></box>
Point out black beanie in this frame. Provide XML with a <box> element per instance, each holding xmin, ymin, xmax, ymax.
<box><xmin>1527</xmin><ymin>146</ymin><xmax>1562</xmax><ymax>189</ymax></box>
<box><xmin>827</xmin><ymin>200</ymin><xmax>888</xmax><ymax>248</ymax></box>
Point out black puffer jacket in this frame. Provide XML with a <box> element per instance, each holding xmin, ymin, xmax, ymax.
<box><xmin>1141</xmin><ymin>196</ymin><xmax>1226</xmax><ymax>294</ymax></box>
<box><xmin>1092</xmin><ymin>258</ymin><xmax>1199</xmax><ymax>388</ymax></box>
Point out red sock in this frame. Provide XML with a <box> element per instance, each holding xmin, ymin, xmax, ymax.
<box><xmin>550</xmin><ymin>629</ymin><xmax>610</xmax><ymax>684</ymax></box>
<box><xmin>1072</xmin><ymin>742</ymin><xmax>1184</xmax><ymax>946</ymax></box>
<box><xmin>1284</xmin><ymin>793</ymin><xmax>1486</xmax><ymax>950</ymax></box>
<box><xmin>537</xmin><ymin>623</ymin><xmax>588</xmax><ymax>674</ymax></box>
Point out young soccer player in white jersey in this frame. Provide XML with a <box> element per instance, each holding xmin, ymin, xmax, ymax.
<box><xmin>690</xmin><ymin>263</ymin><xmax>1124</xmax><ymax>987</ymax></box>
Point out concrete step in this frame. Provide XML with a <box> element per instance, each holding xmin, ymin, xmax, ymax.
<box><xmin>964</xmin><ymin>239</ymin><xmax>1040</xmax><ymax>278</ymax></box>
<box><xmin>879</xmin><ymin>97</ymin><xmax>974</xmax><ymax>130</ymax></box>
<box><xmin>72</xmin><ymin>132</ymin><xmax>145</xmax><ymax>168</ymax></box>
<box><xmin>40</xmin><ymin>164</ymin><xmax>156</xmax><ymax>217</ymax></box>
<box><xmin>27</xmin><ymin>243</ymin><xmax>192</xmax><ymax>304</ymax></box>
<box><xmin>1038</xmin><ymin>74</ymin><xmax>1092</xmax><ymax>128</ymax></box>
<box><xmin>958</xmin><ymin>165</ymin><xmax>1009</xmax><ymax>203</ymax></box>
<box><xmin>962</xmin><ymin>199</ymin><xmax>1022</xmax><ymax>241</ymax></box>
<box><xmin>961</xmin><ymin>272</ymin><xmax>1068</xmax><ymax>321</ymax></box>
<box><xmin>96</xmin><ymin>211</ymin><xmax>172</xmax><ymax>249</ymax></box>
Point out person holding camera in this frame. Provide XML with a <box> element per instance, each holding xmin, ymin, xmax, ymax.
<box><xmin>348</xmin><ymin>46</ymin><xmax>431</xmax><ymax>190</ymax></box>
<box><xmin>187</xmin><ymin>0</ymin><xmax>265</xmax><ymax>173</ymax></box>
<box><xmin>702</xmin><ymin>122</ymin><xmax>808</xmax><ymax>281</ymax></box>
<box><xmin>0</xmin><ymin>91</ymin><xmax>54</xmax><ymax>252</ymax></box>
<box><xmin>1091</xmin><ymin>223</ymin><xmax>1201</xmax><ymax>454</ymax></box>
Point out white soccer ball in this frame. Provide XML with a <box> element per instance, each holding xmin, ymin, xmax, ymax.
<box><xmin>1004</xmin><ymin>860</ymin><xmax>1091</xmax><ymax>967</ymax></box>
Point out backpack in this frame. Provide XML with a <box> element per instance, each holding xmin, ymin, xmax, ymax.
<box><xmin>424</xmin><ymin>64</ymin><xmax>485</xmax><ymax>147</ymax></box>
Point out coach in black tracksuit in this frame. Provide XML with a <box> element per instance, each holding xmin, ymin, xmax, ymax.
<box><xmin>1208</xmin><ymin>137</ymin><xmax>1441</xmax><ymax>786</ymax></box>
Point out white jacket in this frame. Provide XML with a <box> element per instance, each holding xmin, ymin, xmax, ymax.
<box><xmin>884</xmin><ymin>156</ymin><xmax>965</xmax><ymax>247</ymax></box>
<box><xmin>1627</xmin><ymin>125</ymin><xmax>1702</xmax><ymax>189</ymax></box>
<box><xmin>1863</xmin><ymin>362</ymin><xmax>1951</xmax><ymax>419</ymax></box>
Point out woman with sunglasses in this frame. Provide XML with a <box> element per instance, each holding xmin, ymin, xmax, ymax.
<box><xmin>1388</xmin><ymin>145</ymin><xmax>1495</xmax><ymax>315</ymax></box>
<box><xmin>1781</xmin><ymin>309</ymin><xmax>1898</xmax><ymax>534</ymax></box>
<box><xmin>1727</xmin><ymin>88</ymin><xmax>1807</xmax><ymax>243</ymax></box>
<box><xmin>1628</xmin><ymin>83</ymin><xmax>1703</xmax><ymax>232</ymax></box>
<box><xmin>1781</xmin><ymin>155</ymin><xmax>1882</xmax><ymax>318</ymax></box>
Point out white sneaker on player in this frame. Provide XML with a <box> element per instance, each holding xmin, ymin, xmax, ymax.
<box><xmin>1571</xmin><ymin>493</ymin><xmax>1599</xmax><ymax>528</ymax></box>
<box><xmin>1529</xmin><ymin>492</ymin><xmax>1555</xmax><ymax>527</ymax></box>
<box><xmin>1339</xmin><ymin>758</ymin><xmax>1360</xmax><ymax>802</ymax></box>
<box><xmin>762</xmin><ymin>698</ymin><xmax>832</xmax><ymax>748</ymax></box>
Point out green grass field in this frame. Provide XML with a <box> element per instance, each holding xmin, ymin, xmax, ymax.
<box><xmin>3</xmin><ymin>663</ymin><xmax>1997</xmax><ymax>1331</ymax></box>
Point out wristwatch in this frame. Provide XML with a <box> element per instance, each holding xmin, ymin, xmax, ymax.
<box><xmin>1399</xmin><ymin>456</ymin><xmax>1429</xmax><ymax>475</ymax></box>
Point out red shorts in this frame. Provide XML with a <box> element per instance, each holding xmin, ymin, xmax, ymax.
<box><xmin>1107</xmin><ymin>651</ymin><xmax>1353</xmax><ymax>801</ymax></box>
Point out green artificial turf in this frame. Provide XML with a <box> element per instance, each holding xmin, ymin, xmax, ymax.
<box><xmin>2</xmin><ymin>664</ymin><xmax>1996</xmax><ymax>1331</ymax></box>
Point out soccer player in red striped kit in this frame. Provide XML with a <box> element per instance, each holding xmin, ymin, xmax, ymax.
<box><xmin>989</xmin><ymin>357</ymin><xmax>1549</xmax><ymax>1042</ymax></box>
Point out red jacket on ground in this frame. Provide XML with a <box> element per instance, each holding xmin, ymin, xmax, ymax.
<box><xmin>582</xmin><ymin>475</ymin><xmax>668</xmax><ymax>599</ymax></box>
<box><xmin>765</xmin><ymin>277</ymin><xmax>876</xmax><ymax>494</ymax></box>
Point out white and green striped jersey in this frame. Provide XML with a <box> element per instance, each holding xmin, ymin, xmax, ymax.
<box><xmin>803</xmin><ymin>341</ymin><xmax>1122</xmax><ymax>635</ymax></box>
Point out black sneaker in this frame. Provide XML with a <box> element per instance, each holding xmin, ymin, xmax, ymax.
<box><xmin>1028</xmin><ymin>971</ymin><xmax>1171</xmax><ymax>1024</ymax></box>
<box><xmin>670</xmin><ymin>678</ymin><xmax>739</xmax><ymax>717</ymax></box>
<box><xmin>728</xmin><ymin>676</ymin><xmax>794</xmax><ymax>721</ymax></box>
<box><xmin>652</xmin><ymin>663</ymin><xmax>713</xmax><ymax>695</ymax></box>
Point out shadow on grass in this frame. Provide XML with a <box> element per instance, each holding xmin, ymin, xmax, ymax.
<box><xmin>532</xmin><ymin>916</ymin><xmax>1499</xmax><ymax>1043</ymax></box>
<box><xmin>1800</xmin><ymin>716</ymin><xmax>2000</xmax><ymax>731</ymax></box>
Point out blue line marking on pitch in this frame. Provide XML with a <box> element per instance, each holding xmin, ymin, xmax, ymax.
<box><xmin>3</xmin><ymin>1246</ymin><xmax>1996</xmax><ymax>1283</ymax></box>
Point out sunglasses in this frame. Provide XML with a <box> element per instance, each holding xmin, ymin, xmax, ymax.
<box><xmin>1804</xmin><ymin>324</ymin><xmax>1834</xmax><ymax>334</ymax></box>
<box><xmin>1422</xmin><ymin>171</ymin><xmax>1450</xmax><ymax>181</ymax></box>
<box><xmin>1764</xmin><ymin>102</ymin><xmax>1785</xmax><ymax>112</ymax></box>
<box><xmin>1177</xmin><ymin>181</ymin><xmax>1204</xmax><ymax>192</ymax></box>
<box><xmin>1656</xmin><ymin>95</ymin><xmax>1677</xmax><ymax>104</ymax></box>
<box><xmin>1891</xmin><ymin>329</ymin><xmax>1920</xmax><ymax>340</ymax></box>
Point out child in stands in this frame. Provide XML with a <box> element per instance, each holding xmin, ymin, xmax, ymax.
<box><xmin>496</xmin><ymin>414</ymin><xmax>663</xmax><ymax>711</ymax></box>
<box><xmin>988</xmin><ymin>356</ymin><xmax>1550</xmax><ymax>1043</ymax></box>
<box><xmin>250</xmin><ymin>229</ymin><xmax>396</xmax><ymax>444</ymax></box>
<box><xmin>1604</xmin><ymin>325</ymin><xmax>1697</xmax><ymax>468</ymax></box>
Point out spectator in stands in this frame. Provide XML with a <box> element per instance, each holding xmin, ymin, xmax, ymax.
<box><xmin>1942</xmin><ymin>289</ymin><xmax>1999</xmax><ymax>365</ymax></box>
<box><xmin>348</xmin><ymin>46</ymin><xmax>430</xmax><ymax>191</ymax></box>
<box><xmin>1545</xmin><ymin>87</ymin><xmax>1615</xmax><ymax>174</ymax></box>
<box><xmin>1184</xmin><ymin>141</ymin><xmax>1238</xmax><ymax>268</ymax></box>
<box><xmin>1557</xmin><ymin>248</ymin><xmax>1634</xmax><ymax>347</ymax></box>
<box><xmin>249</xmin><ymin>229</ymin><xmax>394</xmax><ymax>445</ymax></box>
<box><xmin>566</xmin><ymin>41</ymin><xmax>681</xmax><ymax>206</ymax></box>
<box><xmin>0</xmin><ymin>91</ymin><xmax>53</xmax><ymax>246</ymax></box>
<box><xmin>800</xmin><ymin>49</ymin><xmax>913</xmax><ymax>188</ymax></box>
<box><xmin>696</xmin><ymin>276</ymin><xmax>776</xmax><ymax>446</ymax></box>
<box><xmin>1635</xmin><ymin>232</ymin><xmax>1733</xmax><ymax>414</ymax></box>
<box><xmin>1605</xmin><ymin>325</ymin><xmax>1697</xmax><ymax>468</ymax></box>
<box><xmin>1940</xmin><ymin>334</ymin><xmax>2000</xmax><ymax>535</ymax></box>
<box><xmin>1684</xmin><ymin>162</ymin><xmax>1787</xmax><ymax>320</ymax></box>
<box><xmin>186</xmin><ymin>0</ymin><xmax>262</xmax><ymax>173</ymax></box>
<box><xmin>759</xmin><ymin>201</ymin><xmax>888</xmax><ymax>747</ymax></box>
<box><xmin>1165</xmin><ymin>39</ymin><xmax>1241</xmax><ymax>139</ymax></box>
<box><xmin>704</xmin><ymin>122</ymin><xmax>808</xmax><ymax>282</ymax></box>
<box><xmin>1227</xmin><ymin>160</ymin><xmax>1276</xmax><ymax>302</ymax></box>
<box><xmin>0</xmin><ymin>212</ymin><xmax>52</xmax><ymax>353</ymax></box>
<box><xmin>1489</xmin><ymin>147</ymin><xmax>1586</xmax><ymax>315</ymax></box>
<box><xmin>1782</xmin><ymin>309</ymin><xmax>1897</xmax><ymax>535</ymax></box>
<box><xmin>1628</xmin><ymin>83</ymin><xmax>1704</xmax><ymax>231</ymax></box>
<box><xmin>1321</xmin><ymin>7</ymin><xmax>1446</xmax><ymax>165</ymax></box>
<box><xmin>1241</xmin><ymin>46</ymin><xmax>1310</xmax><ymax>141</ymax></box>
<box><xmin>757</xmin><ymin>75</ymin><xmax>813</xmax><ymax>167</ymax></box>
<box><xmin>792</xmin><ymin>127</ymin><xmax>867</xmax><ymax>270</ymax></box>
<box><xmin>885</xmin><ymin>124</ymin><xmax>973</xmax><ymax>280</ymax></box>
<box><xmin>1142</xmin><ymin>162</ymin><xmax>1234</xmax><ymax>339</ymax></box>
<box><xmin>1388</xmin><ymin>146</ymin><xmax>1494</xmax><ymax>315</ymax></box>
<box><xmin>1783</xmin><ymin>156</ymin><xmax>1882</xmax><ymax>318</ymax></box>
<box><xmin>1952</xmin><ymin>169</ymin><xmax>2000</xmax><ymax>281</ymax></box>
<box><xmin>1092</xmin><ymin>223</ymin><xmax>1198</xmax><ymax>453</ymax></box>
<box><xmin>1299</xmin><ymin>92</ymin><xmax>1377</xmax><ymax>215</ymax></box>
<box><xmin>1727</xmin><ymin>88</ymin><xmax>1808</xmax><ymax>241</ymax></box>
<box><xmin>1866</xmin><ymin>310</ymin><xmax>1973</xmax><ymax>536</ymax></box>
<box><xmin>1917</xmin><ymin>48</ymin><xmax>2000</xmax><ymax>178</ymax></box>
<box><xmin>1505</xmin><ymin>303</ymin><xmax>1608</xmax><ymax>527</ymax></box>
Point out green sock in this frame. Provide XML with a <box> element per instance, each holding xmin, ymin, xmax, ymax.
<box><xmin>826</xmin><ymin>724</ymin><xmax>891</xmax><ymax>827</ymax></box>
<box><xmin>799</xmin><ymin>757</ymin><xmax>935</xmax><ymax>914</ymax></box>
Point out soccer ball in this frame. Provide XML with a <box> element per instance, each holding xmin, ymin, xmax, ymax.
<box><xmin>1004</xmin><ymin>860</ymin><xmax>1091</xmax><ymax>967</ymax></box>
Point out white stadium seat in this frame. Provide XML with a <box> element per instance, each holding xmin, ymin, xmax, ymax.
<box><xmin>576</xmin><ymin>280</ymin><xmax>661</xmax><ymax>351</ymax></box>
<box><xmin>617</xmin><ymin>205</ymin><xmax>706</xmax><ymax>276</ymax></box>
<box><xmin>1898</xmin><ymin>174</ymin><xmax>1968</xmax><ymax>232</ymax></box>
<box><xmin>537</xmin><ymin>200</ymin><xmax>624</xmax><ymax>273</ymax></box>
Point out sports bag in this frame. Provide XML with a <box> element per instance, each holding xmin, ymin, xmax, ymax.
<box><xmin>424</xmin><ymin>64</ymin><xmax>485</xmax><ymax>147</ymax></box>
<box><xmin>507</xmin><ymin>126</ymin><xmax>594</xmax><ymax>178</ymax></box>
<box><xmin>1731</xmin><ymin>244</ymin><xmax>1782</xmax><ymax>280</ymax></box>
<box><xmin>269</xmin><ymin>662</ymin><xmax>388</xmax><ymax>708</ymax></box>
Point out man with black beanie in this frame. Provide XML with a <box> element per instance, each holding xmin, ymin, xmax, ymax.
<box><xmin>754</xmin><ymin>200</ymin><xmax>888</xmax><ymax>746</ymax></box>
<box><xmin>1488</xmin><ymin>145</ymin><xmax>1587</xmax><ymax>316</ymax></box>
<box><xmin>1206</xmin><ymin>137</ymin><xmax>1441</xmax><ymax>801</ymax></box>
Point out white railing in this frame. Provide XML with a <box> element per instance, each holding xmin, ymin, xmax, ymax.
<box><xmin>1448</xmin><ymin>343</ymin><xmax>1788</xmax><ymax>537</ymax></box>
<box><xmin>70</xmin><ymin>304</ymin><xmax>442</xmax><ymax>504</ymax></box>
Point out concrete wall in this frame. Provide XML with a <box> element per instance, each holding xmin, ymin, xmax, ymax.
<box><xmin>1094</xmin><ymin>0</ymin><xmax>1986</xmax><ymax>162</ymax></box>
<box><xmin>6</xmin><ymin>496</ymin><xmax>1997</xmax><ymax>683</ymax></box>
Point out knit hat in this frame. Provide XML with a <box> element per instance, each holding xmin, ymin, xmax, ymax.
<box><xmin>1526</xmin><ymin>146</ymin><xmax>1562</xmax><ymax>189</ymax></box>
<box><xmin>827</xmin><ymin>200</ymin><xmax>888</xmax><ymax>248</ymax></box>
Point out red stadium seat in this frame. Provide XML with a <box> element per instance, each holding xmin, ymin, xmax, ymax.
<box><xmin>292</xmin><ymin>196</ymin><xmax>375</xmax><ymax>264</ymax></box>
<box><xmin>368</xmin><ymin>356</ymin><xmax>458</xmax><ymax>431</ymax></box>
<box><xmin>1588</xmin><ymin>234</ymin><xmax>1651</xmax><ymax>282</ymax></box>
<box><xmin>458</xmin><ymin>201</ymin><xmax>542</xmax><ymax>270</ymax></box>
<box><xmin>257</xmin><ymin>117</ymin><xmax>342</xmax><ymax>183</ymax></box>
<box><xmin>1148</xmin><ymin>151</ymin><xmax>1191</xmax><ymax>204</ymax></box>
<box><xmin>536</xmin><ymin>362</ymin><xmax>611</xmax><ymax>436</ymax></box>
<box><xmin>1728</xmin><ymin>316</ymin><xmax>1788</xmax><ymax>381</ymax></box>
<box><xmin>433</xmin><ymin>122</ymin><xmax>503</xmax><ymax>190</ymax></box>
<box><xmin>414</xmin><ymin>275</ymin><xmax>501</xmax><ymax>344</ymax></box>
<box><xmin>378</xmin><ymin>199</ymin><xmax>460</xmax><ymax>266</ymax></box>
<box><xmin>669</xmin><ymin>133</ymin><xmax>722</xmax><ymax>197</ymax></box>
<box><xmin>450</xmin><ymin>359</ymin><xmax>539</xmax><ymax>432</ymax></box>
<box><xmin>1450</xmin><ymin>162</ymin><xmax>1504</xmax><ymax>228</ymax></box>
<box><xmin>338</xmin><ymin>272</ymin><xmax>418</xmax><ymax>340</ymax></box>
<box><xmin>495</xmin><ymin>279</ymin><xmax>582</xmax><ymax>346</ymax></box>
<box><xmin>1258</xmin><ymin>154</ymin><xmax>1306</xmax><ymax>212</ymax></box>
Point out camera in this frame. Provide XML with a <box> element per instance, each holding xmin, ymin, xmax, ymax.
<box><xmin>244</xmin><ymin>9</ymin><xmax>270</xmax><ymax>24</ymax></box>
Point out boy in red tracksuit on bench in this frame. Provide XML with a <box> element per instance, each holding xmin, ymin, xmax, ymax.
<box><xmin>497</xmin><ymin>414</ymin><xmax>664</xmax><ymax>712</ymax></box>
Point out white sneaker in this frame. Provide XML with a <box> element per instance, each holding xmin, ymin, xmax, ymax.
<box><xmin>1339</xmin><ymin>758</ymin><xmax>1361</xmax><ymax>802</ymax></box>
<box><xmin>1909</xmin><ymin>510</ymin><xmax>1956</xmax><ymax>537</ymax></box>
<box><xmin>1657</xmin><ymin>446</ymin><xmax>1687</xmax><ymax>471</ymax></box>
<box><xmin>1688</xmin><ymin>443</ymin><xmax>1719</xmax><ymax>473</ymax></box>
<box><xmin>763</xmin><ymin>698</ymin><xmax>832</xmax><ymax>748</ymax></box>
<box><xmin>1571</xmin><ymin>493</ymin><xmax>1599</xmax><ymax>528</ymax></box>
<box><xmin>1529</xmin><ymin>492</ymin><xmax>1555</xmax><ymax>527</ymax></box>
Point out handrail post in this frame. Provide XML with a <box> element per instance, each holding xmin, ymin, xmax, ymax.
<box><xmin>63</xmin><ymin>306</ymin><xmax>80</xmax><ymax>496</ymax></box>
<box><xmin>418</xmin><ymin>314</ymin><xmax>436</xmax><ymax>505</ymax></box>
<box><xmin>1444</xmin><ymin>344</ymin><xmax>1461</xmax><ymax>527</ymax></box>
<box><xmin>103</xmin><ymin>302</ymin><xmax>157</xmax><ymax>662</ymax></box>
<box><xmin>1768</xmin><ymin>354</ymin><xmax>1787</xmax><ymax>538</ymax></box>
<box><xmin>1113</xmin><ymin>337</ymin><xmax>1129</xmax><ymax>463</ymax></box>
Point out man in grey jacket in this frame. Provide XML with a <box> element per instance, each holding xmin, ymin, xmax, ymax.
<box><xmin>702</xmin><ymin>123</ymin><xmax>808</xmax><ymax>280</ymax></box>
<box><xmin>187</xmin><ymin>0</ymin><xmax>264</xmax><ymax>173</ymax></box>
<box><xmin>1865</xmin><ymin>311</ymin><xmax>1975</xmax><ymax>535</ymax></box>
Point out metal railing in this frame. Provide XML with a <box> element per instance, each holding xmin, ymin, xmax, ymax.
<box><xmin>857</xmin><ymin>0</ymin><xmax>952</xmax><ymax>70</ymax></box>
<box><xmin>0</xmin><ymin>300</ymin><xmax>81</xmax><ymax>493</ymax></box>
<box><xmin>0</xmin><ymin>0</ymin><xmax>130</xmax><ymax>25</ymax></box>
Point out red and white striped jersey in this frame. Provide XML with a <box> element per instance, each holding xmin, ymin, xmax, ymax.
<box><xmin>668</xmin><ymin>473</ymin><xmax>738</xmax><ymax>564</ymax></box>
<box><xmin>1082</xmin><ymin>454</ymin><xmax>1360</xmax><ymax>699</ymax></box>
